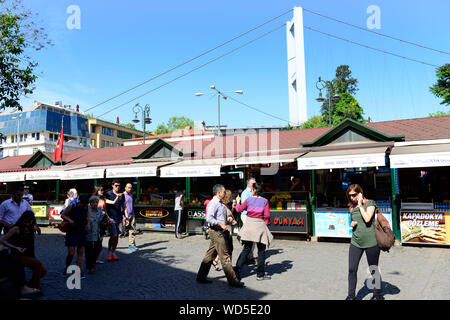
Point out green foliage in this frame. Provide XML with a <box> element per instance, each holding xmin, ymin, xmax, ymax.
<box><xmin>430</xmin><ymin>64</ymin><xmax>450</xmax><ymax>106</ymax></box>
<box><xmin>428</xmin><ymin>110</ymin><xmax>450</xmax><ymax>117</ymax></box>
<box><xmin>0</xmin><ymin>0</ymin><xmax>51</xmax><ymax>111</ymax></box>
<box><xmin>331</xmin><ymin>91</ymin><xmax>364</xmax><ymax>125</ymax></box>
<box><xmin>154</xmin><ymin>116</ymin><xmax>194</xmax><ymax>135</ymax></box>
<box><xmin>300</xmin><ymin>115</ymin><xmax>328</xmax><ymax>129</ymax></box>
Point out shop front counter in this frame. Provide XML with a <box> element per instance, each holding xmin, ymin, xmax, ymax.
<box><xmin>400</xmin><ymin>202</ymin><xmax>450</xmax><ymax>246</ymax></box>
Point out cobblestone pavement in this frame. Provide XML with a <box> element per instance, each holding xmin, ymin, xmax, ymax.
<box><xmin>27</xmin><ymin>228</ymin><xmax>450</xmax><ymax>300</ymax></box>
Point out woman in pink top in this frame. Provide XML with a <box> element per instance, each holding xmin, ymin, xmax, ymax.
<box><xmin>234</xmin><ymin>182</ymin><xmax>273</xmax><ymax>281</ymax></box>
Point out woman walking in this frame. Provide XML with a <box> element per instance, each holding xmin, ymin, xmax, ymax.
<box><xmin>1</xmin><ymin>211</ymin><xmax>47</xmax><ymax>294</ymax></box>
<box><xmin>346</xmin><ymin>184</ymin><xmax>383</xmax><ymax>300</ymax></box>
<box><xmin>234</xmin><ymin>182</ymin><xmax>273</xmax><ymax>281</ymax></box>
<box><xmin>85</xmin><ymin>196</ymin><xmax>105</xmax><ymax>274</ymax></box>
<box><xmin>61</xmin><ymin>195</ymin><xmax>90</xmax><ymax>278</ymax></box>
<box><xmin>92</xmin><ymin>186</ymin><xmax>108</xmax><ymax>264</ymax></box>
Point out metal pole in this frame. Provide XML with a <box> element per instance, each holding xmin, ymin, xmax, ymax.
<box><xmin>390</xmin><ymin>168</ymin><xmax>401</xmax><ymax>241</ymax></box>
<box><xmin>143</xmin><ymin>110</ymin><xmax>146</xmax><ymax>145</ymax></box>
<box><xmin>218</xmin><ymin>93</ymin><xmax>221</xmax><ymax>132</ymax></box>
<box><xmin>328</xmin><ymin>94</ymin><xmax>332</xmax><ymax>126</ymax></box>
<box><xmin>311</xmin><ymin>169</ymin><xmax>316</xmax><ymax>237</ymax></box>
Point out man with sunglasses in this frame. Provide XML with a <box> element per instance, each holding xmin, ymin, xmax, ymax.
<box><xmin>104</xmin><ymin>180</ymin><xmax>124</xmax><ymax>261</ymax></box>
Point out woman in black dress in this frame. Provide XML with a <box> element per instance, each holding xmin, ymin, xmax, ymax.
<box><xmin>61</xmin><ymin>195</ymin><xmax>90</xmax><ymax>277</ymax></box>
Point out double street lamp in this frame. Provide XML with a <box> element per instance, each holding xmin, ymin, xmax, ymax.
<box><xmin>133</xmin><ymin>103</ymin><xmax>152</xmax><ymax>144</ymax></box>
<box><xmin>315</xmin><ymin>76</ymin><xmax>341</xmax><ymax>126</ymax></box>
<box><xmin>195</xmin><ymin>85</ymin><xmax>243</xmax><ymax>132</ymax></box>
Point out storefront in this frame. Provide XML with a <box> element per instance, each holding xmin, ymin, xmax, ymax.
<box><xmin>390</xmin><ymin>141</ymin><xmax>450</xmax><ymax>246</ymax></box>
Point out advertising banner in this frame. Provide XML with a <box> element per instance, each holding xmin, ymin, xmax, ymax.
<box><xmin>31</xmin><ymin>205</ymin><xmax>47</xmax><ymax>218</ymax></box>
<box><xmin>48</xmin><ymin>204</ymin><xmax>65</xmax><ymax>221</ymax></box>
<box><xmin>135</xmin><ymin>206</ymin><xmax>177</xmax><ymax>231</ymax></box>
<box><xmin>400</xmin><ymin>210</ymin><xmax>450</xmax><ymax>245</ymax></box>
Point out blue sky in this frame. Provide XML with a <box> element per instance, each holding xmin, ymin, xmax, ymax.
<box><xmin>19</xmin><ymin>0</ymin><xmax>450</xmax><ymax>130</ymax></box>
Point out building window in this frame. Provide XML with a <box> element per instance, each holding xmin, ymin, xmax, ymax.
<box><xmin>109</xmin><ymin>141</ymin><xmax>113</xmax><ymax>147</ymax></box>
<box><xmin>32</xmin><ymin>133</ymin><xmax>35</xmax><ymax>138</ymax></box>
<box><xmin>49</xmin><ymin>134</ymin><xmax>53</xmax><ymax>142</ymax></box>
<box><xmin>23</xmin><ymin>134</ymin><xmax>27</xmax><ymax>142</ymax></box>
<box><xmin>102</xmin><ymin>127</ymin><xmax>114</xmax><ymax>136</ymax></box>
<box><xmin>36</xmin><ymin>132</ymin><xmax>40</xmax><ymax>140</ymax></box>
<box><xmin>117</xmin><ymin>130</ymin><xmax>132</xmax><ymax>139</ymax></box>
<box><xmin>90</xmin><ymin>124</ymin><xmax>96</xmax><ymax>133</ymax></box>
<box><xmin>101</xmin><ymin>140</ymin><xmax>105</xmax><ymax>148</ymax></box>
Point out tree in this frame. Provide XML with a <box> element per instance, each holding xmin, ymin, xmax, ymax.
<box><xmin>300</xmin><ymin>115</ymin><xmax>328</xmax><ymax>129</ymax></box>
<box><xmin>0</xmin><ymin>0</ymin><xmax>51</xmax><ymax>111</ymax></box>
<box><xmin>429</xmin><ymin>110</ymin><xmax>450</xmax><ymax>117</ymax></box>
<box><xmin>331</xmin><ymin>91</ymin><xmax>364</xmax><ymax>125</ymax></box>
<box><xmin>430</xmin><ymin>64</ymin><xmax>450</xmax><ymax>106</ymax></box>
<box><xmin>154</xmin><ymin>116</ymin><xmax>194</xmax><ymax>135</ymax></box>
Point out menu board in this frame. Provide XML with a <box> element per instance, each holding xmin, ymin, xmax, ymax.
<box><xmin>315</xmin><ymin>209</ymin><xmax>393</xmax><ymax>238</ymax></box>
<box><xmin>400</xmin><ymin>210</ymin><xmax>450</xmax><ymax>245</ymax></box>
<box><xmin>315</xmin><ymin>211</ymin><xmax>352</xmax><ymax>238</ymax></box>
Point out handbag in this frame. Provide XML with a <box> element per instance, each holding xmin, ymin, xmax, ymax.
<box><xmin>58</xmin><ymin>220</ymin><xmax>69</xmax><ymax>233</ymax></box>
<box><xmin>374</xmin><ymin>208</ymin><xmax>395</xmax><ymax>252</ymax></box>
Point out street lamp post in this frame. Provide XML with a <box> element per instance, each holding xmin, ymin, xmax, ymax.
<box><xmin>315</xmin><ymin>76</ymin><xmax>340</xmax><ymax>126</ymax></box>
<box><xmin>195</xmin><ymin>85</ymin><xmax>243</xmax><ymax>132</ymax></box>
<box><xmin>133</xmin><ymin>103</ymin><xmax>152</xmax><ymax>144</ymax></box>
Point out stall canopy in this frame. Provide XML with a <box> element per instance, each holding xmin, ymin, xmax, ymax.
<box><xmin>222</xmin><ymin>152</ymin><xmax>304</xmax><ymax>166</ymax></box>
<box><xmin>390</xmin><ymin>142</ymin><xmax>450</xmax><ymax>168</ymax></box>
<box><xmin>160</xmin><ymin>159</ymin><xmax>223</xmax><ymax>177</ymax></box>
<box><xmin>105</xmin><ymin>161</ymin><xmax>176</xmax><ymax>178</ymax></box>
<box><xmin>297</xmin><ymin>147</ymin><xmax>388</xmax><ymax>170</ymax></box>
<box><xmin>0</xmin><ymin>171</ymin><xmax>26</xmax><ymax>182</ymax></box>
<box><xmin>60</xmin><ymin>166</ymin><xmax>106</xmax><ymax>180</ymax></box>
<box><xmin>25</xmin><ymin>169</ymin><xmax>65</xmax><ymax>181</ymax></box>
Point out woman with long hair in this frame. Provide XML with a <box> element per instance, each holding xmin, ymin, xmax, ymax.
<box><xmin>345</xmin><ymin>184</ymin><xmax>383</xmax><ymax>300</ymax></box>
<box><xmin>1</xmin><ymin>211</ymin><xmax>47</xmax><ymax>294</ymax></box>
<box><xmin>234</xmin><ymin>182</ymin><xmax>273</xmax><ymax>281</ymax></box>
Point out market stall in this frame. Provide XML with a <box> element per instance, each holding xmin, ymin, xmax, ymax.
<box><xmin>390</xmin><ymin>141</ymin><xmax>450</xmax><ymax>245</ymax></box>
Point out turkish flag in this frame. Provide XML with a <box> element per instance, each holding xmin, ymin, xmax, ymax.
<box><xmin>54</xmin><ymin>127</ymin><xmax>63</xmax><ymax>162</ymax></box>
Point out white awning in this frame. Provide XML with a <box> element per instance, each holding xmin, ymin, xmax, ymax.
<box><xmin>25</xmin><ymin>170</ymin><xmax>65</xmax><ymax>181</ymax></box>
<box><xmin>390</xmin><ymin>143</ymin><xmax>450</xmax><ymax>168</ymax></box>
<box><xmin>160</xmin><ymin>159</ymin><xmax>222</xmax><ymax>177</ymax></box>
<box><xmin>60</xmin><ymin>167</ymin><xmax>106</xmax><ymax>180</ymax></box>
<box><xmin>0</xmin><ymin>172</ymin><xmax>26</xmax><ymax>182</ymax></box>
<box><xmin>297</xmin><ymin>147</ymin><xmax>388</xmax><ymax>170</ymax></box>
<box><xmin>105</xmin><ymin>162</ymin><xmax>174</xmax><ymax>178</ymax></box>
<box><xmin>222</xmin><ymin>153</ymin><xmax>304</xmax><ymax>166</ymax></box>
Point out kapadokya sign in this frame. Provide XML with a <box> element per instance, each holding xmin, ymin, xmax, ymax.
<box><xmin>267</xmin><ymin>210</ymin><xmax>308</xmax><ymax>234</ymax></box>
<box><xmin>400</xmin><ymin>210</ymin><xmax>450</xmax><ymax>245</ymax></box>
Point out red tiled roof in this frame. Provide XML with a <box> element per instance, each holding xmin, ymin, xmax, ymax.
<box><xmin>0</xmin><ymin>116</ymin><xmax>449</xmax><ymax>172</ymax></box>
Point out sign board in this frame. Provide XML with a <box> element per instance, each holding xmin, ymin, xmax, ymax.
<box><xmin>48</xmin><ymin>204</ymin><xmax>65</xmax><ymax>221</ymax></box>
<box><xmin>267</xmin><ymin>210</ymin><xmax>308</xmax><ymax>234</ymax></box>
<box><xmin>31</xmin><ymin>205</ymin><xmax>47</xmax><ymax>218</ymax></box>
<box><xmin>135</xmin><ymin>206</ymin><xmax>177</xmax><ymax>231</ymax></box>
<box><xmin>160</xmin><ymin>165</ymin><xmax>221</xmax><ymax>177</ymax></box>
<box><xmin>400</xmin><ymin>210</ymin><xmax>450</xmax><ymax>245</ymax></box>
<box><xmin>390</xmin><ymin>152</ymin><xmax>450</xmax><ymax>169</ymax></box>
<box><xmin>106</xmin><ymin>166</ymin><xmax>157</xmax><ymax>178</ymax></box>
<box><xmin>298</xmin><ymin>153</ymin><xmax>386</xmax><ymax>170</ymax></box>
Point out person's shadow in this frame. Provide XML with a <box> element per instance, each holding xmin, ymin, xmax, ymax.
<box><xmin>355</xmin><ymin>281</ymin><xmax>401</xmax><ymax>300</ymax></box>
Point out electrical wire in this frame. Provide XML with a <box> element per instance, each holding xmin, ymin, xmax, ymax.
<box><xmin>96</xmin><ymin>23</ymin><xmax>287</xmax><ymax>119</ymax></box>
<box><xmin>304</xmin><ymin>25</ymin><xmax>440</xmax><ymax>68</ymax></box>
<box><xmin>84</xmin><ymin>8</ymin><xmax>293</xmax><ymax>113</ymax></box>
<box><xmin>303</xmin><ymin>7</ymin><xmax>450</xmax><ymax>56</ymax></box>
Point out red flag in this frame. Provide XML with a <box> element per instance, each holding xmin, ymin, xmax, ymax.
<box><xmin>54</xmin><ymin>127</ymin><xmax>63</xmax><ymax>162</ymax></box>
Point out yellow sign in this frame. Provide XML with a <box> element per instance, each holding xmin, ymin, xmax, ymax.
<box><xmin>139</xmin><ymin>208</ymin><xmax>169</xmax><ymax>219</ymax></box>
<box><xmin>31</xmin><ymin>205</ymin><xmax>47</xmax><ymax>218</ymax></box>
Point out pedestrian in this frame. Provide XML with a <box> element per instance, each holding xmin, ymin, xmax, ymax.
<box><xmin>0</xmin><ymin>244</ymin><xmax>40</xmax><ymax>299</ymax></box>
<box><xmin>85</xmin><ymin>196</ymin><xmax>105</xmax><ymax>274</ymax></box>
<box><xmin>123</xmin><ymin>183</ymin><xmax>138</xmax><ymax>251</ymax></box>
<box><xmin>239</xmin><ymin>177</ymin><xmax>257</xmax><ymax>264</ymax></box>
<box><xmin>1</xmin><ymin>211</ymin><xmax>46</xmax><ymax>294</ymax></box>
<box><xmin>61</xmin><ymin>195</ymin><xmax>90</xmax><ymax>278</ymax></box>
<box><xmin>0</xmin><ymin>186</ymin><xmax>40</xmax><ymax>235</ymax></box>
<box><xmin>212</xmin><ymin>190</ymin><xmax>237</xmax><ymax>271</ymax></box>
<box><xmin>104</xmin><ymin>180</ymin><xmax>124</xmax><ymax>261</ymax></box>
<box><xmin>234</xmin><ymin>182</ymin><xmax>273</xmax><ymax>281</ymax></box>
<box><xmin>345</xmin><ymin>184</ymin><xmax>383</xmax><ymax>300</ymax></box>
<box><xmin>196</xmin><ymin>184</ymin><xmax>244</xmax><ymax>288</ymax></box>
<box><xmin>92</xmin><ymin>185</ymin><xmax>108</xmax><ymax>264</ymax></box>
<box><xmin>22</xmin><ymin>186</ymin><xmax>33</xmax><ymax>205</ymax></box>
<box><xmin>174</xmin><ymin>189</ymin><xmax>184</xmax><ymax>239</ymax></box>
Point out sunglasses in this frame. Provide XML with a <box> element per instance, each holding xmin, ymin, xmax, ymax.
<box><xmin>348</xmin><ymin>193</ymin><xmax>358</xmax><ymax>197</ymax></box>
<box><xmin>114</xmin><ymin>184</ymin><xmax>120</xmax><ymax>187</ymax></box>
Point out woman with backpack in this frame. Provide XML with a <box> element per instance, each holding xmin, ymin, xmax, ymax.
<box><xmin>346</xmin><ymin>184</ymin><xmax>383</xmax><ymax>300</ymax></box>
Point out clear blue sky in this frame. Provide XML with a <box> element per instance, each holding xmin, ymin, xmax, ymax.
<box><xmin>19</xmin><ymin>0</ymin><xmax>450</xmax><ymax>130</ymax></box>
